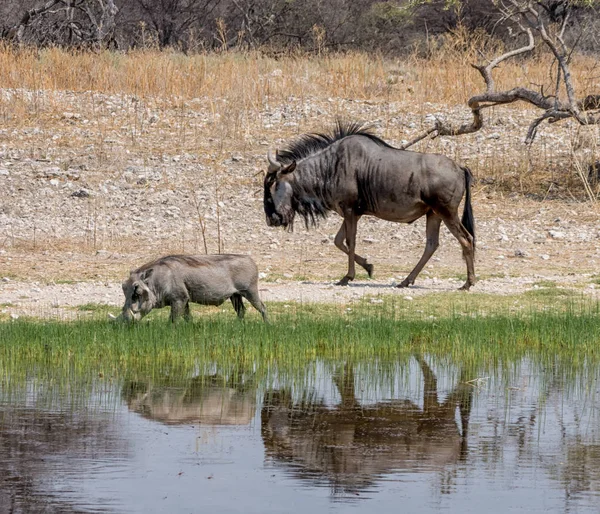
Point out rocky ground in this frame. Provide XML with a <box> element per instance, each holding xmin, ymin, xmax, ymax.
<box><xmin>1</xmin><ymin>86</ymin><xmax>599</xmax><ymax>319</ymax></box>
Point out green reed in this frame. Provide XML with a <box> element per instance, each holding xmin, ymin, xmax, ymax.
<box><xmin>2</xmin><ymin>302</ymin><xmax>600</xmax><ymax>383</ymax></box>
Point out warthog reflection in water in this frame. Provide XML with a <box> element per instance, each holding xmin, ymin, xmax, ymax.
<box><xmin>123</xmin><ymin>375</ymin><xmax>256</xmax><ymax>426</ymax></box>
<box><xmin>261</xmin><ymin>356</ymin><xmax>472</xmax><ymax>496</ymax></box>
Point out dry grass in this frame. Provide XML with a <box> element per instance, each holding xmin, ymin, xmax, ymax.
<box><xmin>0</xmin><ymin>39</ymin><xmax>598</xmax><ymax>190</ymax></box>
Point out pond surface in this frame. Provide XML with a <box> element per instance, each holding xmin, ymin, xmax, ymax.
<box><xmin>2</xmin><ymin>355</ymin><xmax>600</xmax><ymax>513</ymax></box>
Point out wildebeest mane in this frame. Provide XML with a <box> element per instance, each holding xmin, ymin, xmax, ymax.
<box><xmin>276</xmin><ymin>121</ymin><xmax>395</xmax><ymax>229</ymax></box>
<box><xmin>276</xmin><ymin>120</ymin><xmax>394</xmax><ymax>165</ymax></box>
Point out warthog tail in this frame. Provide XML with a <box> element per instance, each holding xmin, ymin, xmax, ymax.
<box><xmin>461</xmin><ymin>166</ymin><xmax>475</xmax><ymax>251</ymax></box>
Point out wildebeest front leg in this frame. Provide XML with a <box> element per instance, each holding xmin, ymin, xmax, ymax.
<box><xmin>336</xmin><ymin>213</ymin><xmax>359</xmax><ymax>286</ymax></box>
<box><xmin>398</xmin><ymin>212</ymin><xmax>441</xmax><ymax>288</ymax></box>
<box><xmin>334</xmin><ymin>220</ymin><xmax>374</xmax><ymax>279</ymax></box>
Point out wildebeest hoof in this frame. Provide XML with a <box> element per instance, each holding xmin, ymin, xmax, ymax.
<box><xmin>336</xmin><ymin>276</ymin><xmax>352</xmax><ymax>286</ymax></box>
<box><xmin>459</xmin><ymin>282</ymin><xmax>473</xmax><ymax>291</ymax></box>
<box><xmin>365</xmin><ymin>263</ymin><xmax>374</xmax><ymax>278</ymax></box>
<box><xmin>396</xmin><ymin>279</ymin><xmax>413</xmax><ymax>288</ymax></box>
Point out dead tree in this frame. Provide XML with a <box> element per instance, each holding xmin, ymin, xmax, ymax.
<box><xmin>4</xmin><ymin>0</ymin><xmax>119</xmax><ymax>48</ymax></box>
<box><xmin>401</xmin><ymin>0</ymin><xmax>600</xmax><ymax>149</ymax></box>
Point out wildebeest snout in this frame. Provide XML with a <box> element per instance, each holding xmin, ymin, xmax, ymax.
<box><xmin>267</xmin><ymin>214</ymin><xmax>283</xmax><ymax>227</ymax></box>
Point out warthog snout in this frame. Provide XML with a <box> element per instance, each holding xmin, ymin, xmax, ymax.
<box><xmin>121</xmin><ymin>307</ymin><xmax>142</xmax><ymax>323</ymax></box>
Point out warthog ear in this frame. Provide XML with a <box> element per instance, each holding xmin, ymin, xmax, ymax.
<box><xmin>140</xmin><ymin>268</ymin><xmax>153</xmax><ymax>283</ymax></box>
<box><xmin>281</xmin><ymin>161</ymin><xmax>296</xmax><ymax>175</ymax></box>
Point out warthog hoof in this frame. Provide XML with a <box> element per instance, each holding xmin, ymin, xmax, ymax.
<box><xmin>336</xmin><ymin>276</ymin><xmax>353</xmax><ymax>286</ymax></box>
<box><xmin>365</xmin><ymin>263</ymin><xmax>374</xmax><ymax>278</ymax></box>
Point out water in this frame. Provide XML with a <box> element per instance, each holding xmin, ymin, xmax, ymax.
<box><xmin>2</xmin><ymin>356</ymin><xmax>600</xmax><ymax>513</ymax></box>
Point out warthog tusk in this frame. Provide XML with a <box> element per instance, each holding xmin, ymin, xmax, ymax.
<box><xmin>108</xmin><ymin>313</ymin><xmax>117</xmax><ymax>320</ymax></box>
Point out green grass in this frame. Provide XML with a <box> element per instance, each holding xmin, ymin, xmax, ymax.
<box><xmin>2</xmin><ymin>301</ymin><xmax>600</xmax><ymax>382</ymax></box>
<box><xmin>532</xmin><ymin>280</ymin><xmax>558</xmax><ymax>288</ymax></box>
<box><xmin>76</xmin><ymin>303</ymin><xmax>113</xmax><ymax>312</ymax></box>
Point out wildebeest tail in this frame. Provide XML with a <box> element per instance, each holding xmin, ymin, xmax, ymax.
<box><xmin>461</xmin><ymin>166</ymin><xmax>475</xmax><ymax>250</ymax></box>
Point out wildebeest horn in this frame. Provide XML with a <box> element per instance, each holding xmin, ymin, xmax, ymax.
<box><xmin>267</xmin><ymin>150</ymin><xmax>281</xmax><ymax>172</ymax></box>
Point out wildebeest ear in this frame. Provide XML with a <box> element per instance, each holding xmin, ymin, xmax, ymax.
<box><xmin>281</xmin><ymin>161</ymin><xmax>296</xmax><ymax>175</ymax></box>
<box><xmin>140</xmin><ymin>268</ymin><xmax>153</xmax><ymax>282</ymax></box>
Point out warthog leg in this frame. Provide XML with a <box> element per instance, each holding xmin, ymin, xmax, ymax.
<box><xmin>398</xmin><ymin>211</ymin><xmax>441</xmax><ymax>288</ymax></box>
<box><xmin>442</xmin><ymin>214</ymin><xmax>475</xmax><ymax>290</ymax></box>
<box><xmin>335</xmin><ymin>214</ymin><xmax>373</xmax><ymax>286</ymax></box>
<box><xmin>184</xmin><ymin>302</ymin><xmax>192</xmax><ymax>322</ymax></box>
<box><xmin>170</xmin><ymin>299</ymin><xmax>190</xmax><ymax>322</ymax></box>
<box><xmin>231</xmin><ymin>293</ymin><xmax>246</xmax><ymax>319</ymax></box>
<box><xmin>334</xmin><ymin>218</ymin><xmax>373</xmax><ymax>281</ymax></box>
<box><xmin>241</xmin><ymin>285</ymin><xmax>268</xmax><ymax>322</ymax></box>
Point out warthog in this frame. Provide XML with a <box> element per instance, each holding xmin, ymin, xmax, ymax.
<box><xmin>116</xmin><ymin>254</ymin><xmax>267</xmax><ymax>322</ymax></box>
<box><xmin>264</xmin><ymin>121</ymin><xmax>475</xmax><ymax>290</ymax></box>
<box><xmin>123</xmin><ymin>375</ymin><xmax>256</xmax><ymax>426</ymax></box>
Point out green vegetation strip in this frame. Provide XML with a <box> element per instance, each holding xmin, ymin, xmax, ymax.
<box><xmin>2</xmin><ymin>302</ymin><xmax>599</xmax><ymax>379</ymax></box>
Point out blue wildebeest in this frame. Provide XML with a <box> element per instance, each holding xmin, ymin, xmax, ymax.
<box><xmin>263</xmin><ymin>122</ymin><xmax>475</xmax><ymax>289</ymax></box>
<box><xmin>116</xmin><ymin>254</ymin><xmax>267</xmax><ymax>322</ymax></box>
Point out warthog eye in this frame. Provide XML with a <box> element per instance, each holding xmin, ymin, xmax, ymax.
<box><xmin>131</xmin><ymin>292</ymin><xmax>139</xmax><ymax>302</ymax></box>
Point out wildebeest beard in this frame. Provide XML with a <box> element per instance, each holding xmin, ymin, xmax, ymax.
<box><xmin>290</xmin><ymin>182</ymin><xmax>330</xmax><ymax>230</ymax></box>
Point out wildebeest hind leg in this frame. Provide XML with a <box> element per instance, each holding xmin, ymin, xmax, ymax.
<box><xmin>231</xmin><ymin>293</ymin><xmax>246</xmax><ymax>319</ymax></box>
<box><xmin>398</xmin><ymin>212</ymin><xmax>441</xmax><ymax>288</ymax></box>
<box><xmin>334</xmin><ymin>216</ymin><xmax>372</xmax><ymax>284</ymax></box>
<box><xmin>443</xmin><ymin>216</ymin><xmax>475</xmax><ymax>290</ymax></box>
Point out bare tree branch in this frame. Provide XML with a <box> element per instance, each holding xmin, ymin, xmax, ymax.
<box><xmin>403</xmin><ymin>0</ymin><xmax>600</xmax><ymax>149</ymax></box>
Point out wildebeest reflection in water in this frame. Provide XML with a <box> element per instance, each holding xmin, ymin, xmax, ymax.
<box><xmin>123</xmin><ymin>374</ymin><xmax>256</xmax><ymax>426</ymax></box>
<box><xmin>261</xmin><ymin>356</ymin><xmax>473</xmax><ymax>497</ymax></box>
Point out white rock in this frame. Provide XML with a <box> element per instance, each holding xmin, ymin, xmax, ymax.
<box><xmin>403</xmin><ymin>296</ymin><xmax>414</xmax><ymax>301</ymax></box>
<box><xmin>548</xmin><ymin>230</ymin><xmax>565</xmax><ymax>239</ymax></box>
<box><xmin>540</xmin><ymin>254</ymin><xmax>550</xmax><ymax>260</ymax></box>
